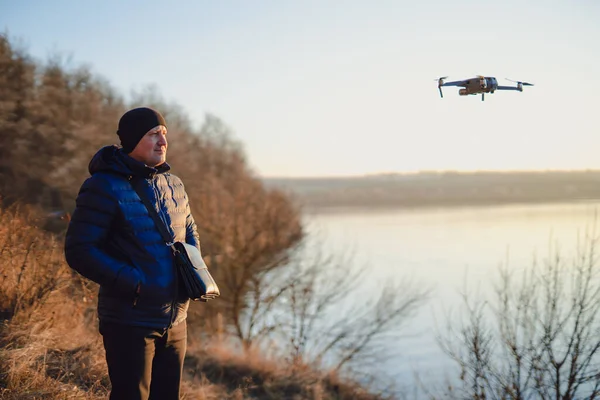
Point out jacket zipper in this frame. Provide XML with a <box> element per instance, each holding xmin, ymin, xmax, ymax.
<box><xmin>169</xmin><ymin>245</ymin><xmax>180</xmax><ymax>329</ymax></box>
<box><xmin>151</xmin><ymin>177</ymin><xmax>179</xmax><ymax>329</ymax></box>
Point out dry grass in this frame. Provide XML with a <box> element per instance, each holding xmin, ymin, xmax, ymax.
<box><xmin>0</xmin><ymin>204</ymin><xmax>106</xmax><ymax>399</ymax></box>
<box><xmin>0</xmin><ymin>204</ymin><xmax>390</xmax><ymax>399</ymax></box>
<box><xmin>183</xmin><ymin>340</ymin><xmax>388</xmax><ymax>400</ymax></box>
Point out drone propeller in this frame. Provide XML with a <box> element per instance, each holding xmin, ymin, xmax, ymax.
<box><xmin>506</xmin><ymin>78</ymin><xmax>534</xmax><ymax>86</ymax></box>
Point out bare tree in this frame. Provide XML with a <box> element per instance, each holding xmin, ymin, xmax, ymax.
<box><xmin>438</xmin><ymin>226</ymin><xmax>600</xmax><ymax>399</ymax></box>
<box><xmin>230</xmin><ymin>235</ymin><xmax>430</xmax><ymax>389</ymax></box>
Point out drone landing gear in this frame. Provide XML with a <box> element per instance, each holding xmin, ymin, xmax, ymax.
<box><xmin>435</xmin><ymin>76</ymin><xmax>447</xmax><ymax>98</ymax></box>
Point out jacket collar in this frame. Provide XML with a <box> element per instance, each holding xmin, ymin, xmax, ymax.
<box><xmin>88</xmin><ymin>145</ymin><xmax>171</xmax><ymax>179</ymax></box>
<box><xmin>119</xmin><ymin>151</ymin><xmax>171</xmax><ymax>179</ymax></box>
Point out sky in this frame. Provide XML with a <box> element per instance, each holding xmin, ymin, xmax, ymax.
<box><xmin>2</xmin><ymin>0</ymin><xmax>600</xmax><ymax>177</ymax></box>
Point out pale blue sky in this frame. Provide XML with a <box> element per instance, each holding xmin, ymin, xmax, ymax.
<box><xmin>3</xmin><ymin>1</ymin><xmax>599</xmax><ymax>177</ymax></box>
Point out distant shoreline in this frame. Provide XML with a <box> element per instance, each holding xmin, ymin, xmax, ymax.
<box><xmin>262</xmin><ymin>169</ymin><xmax>600</xmax><ymax>181</ymax></box>
<box><xmin>299</xmin><ymin>198</ymin><xmax>600</xmax><ymax>215</ymax></box>
<box><xmin>264</xmin><ymin>170</ymin><xmax>600</xmax><ymax>214</ymax></box>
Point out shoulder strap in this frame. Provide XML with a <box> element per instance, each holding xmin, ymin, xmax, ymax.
<box><xmin>130</xmin><ymin>177</ymin><xmax>174</xmax><ymax>245</ymax></box>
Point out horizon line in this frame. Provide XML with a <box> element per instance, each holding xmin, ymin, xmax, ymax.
<box><xmin>260</xmin><ymin>168</ymin><xmax>600</xmax><ymax>180</ymax></box>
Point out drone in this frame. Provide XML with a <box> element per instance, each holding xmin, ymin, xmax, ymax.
<box><xmin>436</xmin><ymin>76</ymin><xmax>534</xmax><ymax>101</ymax></box>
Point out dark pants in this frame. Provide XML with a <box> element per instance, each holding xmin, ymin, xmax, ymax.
<box><xmin>99</xmin><ymin>320</ymin><xmax>187</xmax><ymax>400</ymax></box>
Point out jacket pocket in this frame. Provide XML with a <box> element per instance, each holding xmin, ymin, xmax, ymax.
<box><xmin>132</xmin><ymin>281</ymin><xmax>142</xmax><ymax>308</ymax></box>
<box><xmin>114</xmin><ymin>265</ymin><xmax>144</xmax><ymax>298</ymax></box>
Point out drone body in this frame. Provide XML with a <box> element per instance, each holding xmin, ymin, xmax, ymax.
<box><xmin>436</xmin><ymin>76</ymin><xmax>534</xmax><ymax>101</ymax></box>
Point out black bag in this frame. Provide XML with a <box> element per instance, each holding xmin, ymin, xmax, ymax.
<box><xmin>171</xmin><ymin>241</ymin><xmax>220</xmax><ymax>301</ymax></box>
<box><xmin>131</xmin><ymin>178</ymin><xmax>220</xmax><ymax>302</ymax></box>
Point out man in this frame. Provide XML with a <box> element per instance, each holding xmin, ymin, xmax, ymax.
<box><xmin>65</xmin><ymin>107</ymin><xmax>199</xmax><ymax>400</ymax></box>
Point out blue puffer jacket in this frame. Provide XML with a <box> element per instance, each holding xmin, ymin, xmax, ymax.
<box><xmin>65</xmin><ymin>145</ymin><xmax>200</xmax><ymax>329</ymax></box>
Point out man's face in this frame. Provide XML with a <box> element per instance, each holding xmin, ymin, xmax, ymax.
<box><xmin>128</xmin><ymin>125</ymin><xmax>168</xmax><ymax>167</ymax></box>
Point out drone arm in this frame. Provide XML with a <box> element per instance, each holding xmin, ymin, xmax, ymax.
<box><xmin>440</xmin><ymin>80</ymin><xmax>466</xmax><ymax>87</ymax></box>
<box><xmin>495</xmin><ymin>85</ymin><xmax>521</xmax><ymax>91</ymax></box>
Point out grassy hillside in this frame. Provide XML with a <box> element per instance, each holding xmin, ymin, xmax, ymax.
<box><xmin>0</xmin><ymin>202</ymin><xmax>391</xmax><ymax>400</ymax></box>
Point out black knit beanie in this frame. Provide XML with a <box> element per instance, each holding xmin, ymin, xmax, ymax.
<box><xmin>117</xmin><ymin>107</ymin><xmax>167</xmax><ymax>153</ymax></box>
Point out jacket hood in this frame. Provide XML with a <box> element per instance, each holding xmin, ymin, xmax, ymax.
<box><xmin>88</xmin><ymin>145</ymin><xmax>171</xmax><ymax>179</ymax></box>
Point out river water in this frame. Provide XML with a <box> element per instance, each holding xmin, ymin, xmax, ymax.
<box><xmin>302</xmin><ymin>201</ymin><xmax>600</xmax><ymax>396</ymax></box>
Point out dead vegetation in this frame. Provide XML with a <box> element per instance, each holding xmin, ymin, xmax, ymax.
<box><xmin>434</xmin><ymin>223</ymin><xmax>600</xmax><ymax>399</ymax></box>
<box><xmin>0</xmin><ymin>204</ymin><xmax>401</xmax><ymax>399</ymax></box>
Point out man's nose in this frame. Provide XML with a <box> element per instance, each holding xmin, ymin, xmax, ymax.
<box><xmin>158</xmin><ymin>133</ymin><xmax>167</xmax><ymax>146</ymax></box>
